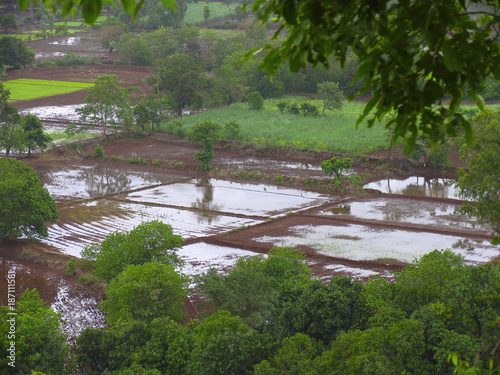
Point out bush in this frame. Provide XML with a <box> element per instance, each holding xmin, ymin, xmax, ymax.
<box><xmin>92</xmin><ymin>145</ymin><xmax>104</xmax><ymax>158</ymax></box>
<box><xmin>247</xmin><ymin>91</ymin><xmax>264</xmax><ymax>110</ymax></box>
<box><xmin>277</xmin><ymin>100</ymin><xmax>288</xmax><ymax>113</ymax></box>
<box><xmin>223</xmin><ymin>120</ymin><xmax>240</xmax><ymax>140</ymax></box>
<box><xmin>299</xmin><ymin>102</ymin><xmax>320</xmax><ymax>116</ymax></box>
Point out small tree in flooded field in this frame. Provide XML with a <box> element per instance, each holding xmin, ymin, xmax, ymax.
<box><xmin>77</xmin><ymin>74</ymin><xmax>130</xmax><ymax>137</ymax></box>
<box><xmin>22</xmin><ymin>113</ymin><xmax>52</xmax><ymax>156</ymax></box>
<box><xmin>321</xmin><ymin>156</ymin><xmax>352</xmax><ymax>180</ymax></box>
<box><xmin>188</xmin><ymin>120</ymin><xmax>221</xmax><ymax>171</ymax></box>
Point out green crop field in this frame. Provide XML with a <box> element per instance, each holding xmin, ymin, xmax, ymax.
<box><xmin>184</xmin><ymin>2</ymin><xmax>240</xmax><ymax>25</ymax></box>
<box><xmin>3</xmin><ymin>79</ymin><xmax>94</xmax><ymax>101</ymax></box>
<box><xmin>178</xmin><ymin>99</ymin><xmax>391</xmax><ymax>154</ymax></box>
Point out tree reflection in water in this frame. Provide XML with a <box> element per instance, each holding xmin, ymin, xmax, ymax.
<box><xmin>191</xmin><ymin>178</ymin><xmax>223</xmax><ymax>224</ymax></box>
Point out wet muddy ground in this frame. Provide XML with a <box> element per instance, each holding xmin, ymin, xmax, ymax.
<box><xmin>1</xmin><ymin>65</ymin><xmax>498</xmax><ymax>333</ymax></box>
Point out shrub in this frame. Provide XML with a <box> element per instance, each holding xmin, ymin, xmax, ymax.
<box><xmin>277</xmin><ymin>100</ymin><xmax>288</xmax><ymax>113</ymax></box>
<box><xmin>92</xmin><ymin>145</ymin><xmax>104</xmax><ymax>158</ymax></box>
<box><xmin>299</xmin><ymin>102</ymin><xmax>320</xmax><ymax>116</ymax></box>
<box><xmin>247</xmin><ymin>91</ymin><xmax>264</xmax><ymax>110</ymax></box>
<box><xmin>65</xmin><ymin>258</ymin><xmax>79</xmax><ymax>276</ymax></box>
<box><xmin>223</xmin><ymin>120</ymin><xmax>241</xmax><ymax>140</ymax></box>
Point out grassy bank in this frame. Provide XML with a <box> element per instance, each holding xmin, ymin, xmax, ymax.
<box><xmin>184</xmin><ymin>2</ymin><xmax>240</xmax><ymax>25</ymax></box>
<box><xmin>178</xmin><ymin>99</ymin><xmax>390</xmax><ymax>154</ymax></box>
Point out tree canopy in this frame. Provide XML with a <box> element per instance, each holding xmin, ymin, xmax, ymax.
<box><xmin>246</xmin><ymin>0</ymin><xmax>500</xmax><ymax>150</ymax></box>
<box><xmin>0</xmin><ymin>158</ymin><xmax>59</xmax><ymax>241</ymax></box>
<box><xmin>81</xmin><ymin>220</ymin><xmax>184</xmax><ymax>283</ymax></box>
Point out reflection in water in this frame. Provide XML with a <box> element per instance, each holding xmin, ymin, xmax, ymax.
<box><xmin>191</xmin><ymin>178</ymin><xmax>223</xmax><ymax>224</ymax></box>
<box><xmin>365</xmin><ymin>177</ymin><xmax>458</xmax><ymax>199</ymax></box>
<box><xmin>324</xmin><ymin>205</ymin><xmax>351</xmax><ymax>215</ymax></box>
<box><xmin>79</xmin><ymin>166</ymin><xmax>132</xmax><ymax>197</ymax></box>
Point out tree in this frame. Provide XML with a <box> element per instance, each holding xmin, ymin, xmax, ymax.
<box><xmin>203</xmin><ymin>5</ymin><xmax>210</xmax><ymax>26</ymax></box>
<box><xmin>22</xmin><ymin>113</ymin><xmax>52</xmax><ymax>156</ymax></box>
<box><xmin>195</xmin><ymin>247</ymin><xmax>312</xmax><ymax>333</ymax></box>
<box><xmin>100</xmin><ymin>262</ymin><xmax>190</xmax><ymax>324</ymax></box>
<box><xmin>157</xmin><ymin>53</ymin><xmax>204</xmax><ymax>116</ymax></box>
<box><xmin>188</xmin><ymin>120</ymin><xmax>221</xmax><ymax>171</ymax></box>
<box><xmin>457</xmin><ymin>110</ymin><xmax>500</xmax><ymax>237</ymax></box>
<box><xmin>0</xmin><ymin>36</ymin><xmax>34</xmax><ymax>69</ymax></box>
<box><xmin>317</xmin><ymin>81</ymin><xmax>344</xmax><ymax>115</ymax></box>
<box><xmin>247</xmin><ymin>91</ymin><xmax>264</xmax><ymax>110</ymax></box>
<box><xmin>0</xmin><ymin>289</ymin><xmax>68</xmax><ymax>374</ymax></box>
<box><xmin>101</xmin><ymin>25</ymin><xmax>124</xmax><ymax>52</ymax></box>
<box><xmin>115</xmin><ymin>32</ymin><xmax>152</xmax><ymax>66</ymax></box>
<box><xmin>188</xmin><ymin>310</ymin><xmax>272</xmax><ymax>375</ymax></box>
<box><xmin>76</xmin><ymin>74</ymin><xmax>130</xmax><ymax>137</ymax></box>
<box><xmin>133</xmin><ymin>94</ymin><xmax>171</xmax><ymax>132</ymax></box>
<box><xmin>0</xmin><ymin>158</ymin><xmax>59</xmax><ymax>241</ymax></box>
<box><xmin>278</xmin><ymin>276</ymin><xmax>364</xmax><ymax>344</ymax></box>
<box><xmin>0</xmin><ymin>85</ymin><xmax>23</xmax><ymax>156</ymax></box>
<box><xmin>0</xmin><ymin>13</ymin><xmax>18</xmax><ymax>33</ymax></box>
<box><xmin>246</xmin><ymin>0</ymin><xmax>500</xmax><ymax>150</ymax></box>
<box><xmin>81</xmin><ymin>220</ymin><xmax>184</xmax><ymax>282</ymax></box>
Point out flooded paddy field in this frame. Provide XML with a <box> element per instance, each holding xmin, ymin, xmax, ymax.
<box><xmin>1</xmin><ymin>63</ymin><xmax>498</xmax><ymax>330</ymax></box>
<box><xmin>2</xmin><ymin>136</ymin><xmax>498</xmax><ymax>331</ymax></box>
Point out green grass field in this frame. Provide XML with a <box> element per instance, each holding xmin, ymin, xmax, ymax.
<box><xmin>3</xmin><ymin>79</ymin><xmax>94</xmax><ymax>101</ymax></box>
<box><xmin>184</xmin><ymin>2</ymin><xmax>240</xmax><ymax>25</ymax></box>
<box><xmin>178</xmin><ymin>99</ymin><xmax>391</xmax><ymax>154</ymax></box>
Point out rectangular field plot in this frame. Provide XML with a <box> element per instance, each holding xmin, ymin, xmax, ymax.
<box><xmin>321</xmin><ymin>197</ymin><xmax>486</xmax><ymax>231</ymax></box>
<box><xmin>42</xmin><ymin>165</ymin><xmax>186</xmax><ymax>201</ymax></box>
<box><xmin>4</xmin><ymin>79</ymin><xmax>94</xmax><ymax>101</ymax></box>
<box><xmin>42</xmin><ymin>200</ymin><xmax>261</xmax><ymax>256</ymax></box>
<box><xmin>125</xmin><ymin>178</ymin><xmax>328</xmax><ymax>217</ymax></box>
<box><xmin>254</xmin><ymin>223</ymin><xmax>499</xmax><ymax>264</ymax></box>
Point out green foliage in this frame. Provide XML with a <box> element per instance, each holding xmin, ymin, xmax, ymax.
<box><xmin>0</xmin><ymin>289</ymin><xmax>68</xmax><ymax>374</ymax></box>
<box><xmin>254</xmin><ymin>333</ymin><xmax>324</xmax><ymax>375</ymax></box>
<box><xmin>299</xmin><ymin>101</ymin><xmax>319</xmax><ymax>116</ymax></box>
<box><xmin>0</xmin><ymin>83</ymin><xmax>24</xmax><ymax>156</ymax></box>
<box><xmin>0</xmin><ymin>35</ymin><xmax>34</xmax><ymax>69</ymax></box>
<box><xmin>133</xmin><ymin>94</ymin><xmax>171</xmax><ymax>132</ymax></box>
<box><xmin>0</xmin><ymin>158</ymin><xmax>59</xmax><ymax>241</ymax></box>
<box><xmin>166</xmin><ymin>119</ymin><xmax>186</xmax><ymax>138</ymax></box>
<box><xmin>92</xmin><ymin>145</ymin><xmax>104</xmax><ymax>158</ymax></box>
<box><xmin>317</xmin><ymin>81</ymin><xmax>344</xmax><ymax>115</ymax></box>
<box><xmin>100</xmin><ymin>262</ymin><xmax>189</xmax><ymax>324</ymax></box>
<box><xmin>65</xmin><ymin>257</ymin><xmax>79</xmax><ymax>276</ymax></box>
<box><xmin>77</xmin><ymin>74</ymin><xmax>130</xmax><ymax>137</ymax></box>
<box><xmin>277</xmin><ymin>99</ymin><xmax>288</xmax><ymax>114</ymax></box>
<box><xmin>188</xmin><ymin>120</ymin><xmax>221</xmax><ymax>171</ymax></box>
<box><xmin>158</xmin><ymin>53</ymin><xmax>205</xmax><ymax>116</ymax></box>
<box><xmin>0</xmin><ymin>13</ymin><xmax>18</xmax><ymax>32</ymax></box>
<box><xmin>81</xmin><ymin>221</ymin><xmax>184</xmax><ymax>283</ymax></box>
<box><xmin>75</xmin><ymin>317</ymin><xmax>192</xmax><ymax>375</ymax></box>
<box><xmin>189</xmin><ymin>310</ymin><xmax>272</xmax><ymax>375</ymax></box>
<box><xmin>279</xmin><ymin>276</ymin><xmax>364</xmax><ymax>344</ymax></box>
<box><xmin>223</xmin><ymin>120</ymin><xmax>241</xmax><ymax>140</ymax></box>
<box><xmin>195</xmin><ymin>247</ymin><xmax>312</xmax><ymax>333</ymax></box>
<box><xmin>457</xmin><ymin>110</ymin><xmax>500</xmax><ymax>236</ymax></box>
<box><xmin>247</xmin><ymin>91</ymin><xmax>264</xmax><ymax>110</ymax></box>
<box><xmin>321</xmin><ymin>156</ymin><xmax>352</xmax><ymax>180</ymax></box>
<box><xmin>101</xmin><ymin>25</ymin><xmax>125</xmax><ymax>52</ymax></box>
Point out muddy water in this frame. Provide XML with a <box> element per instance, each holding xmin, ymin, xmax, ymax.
<box><xmin>43</xmin><ymin>165</ymin><xmax>182</xmax><ymax>201</ymax></box>
<box><xmin>255</xmin><ymin>223</ymin><xmax>499</xmax><ymax>264</ymax></box>
<box><xmin>20</xmin><ymin>105</ymin><xmax>84</xmax><ymax>123</ymax></box>
<box><xmin>126</xmin><ymin>178</ymin><xmax>329</xmax><ymax>217</ymax></box>
<box><xmin>50</xmin><ymin>37</ymin><xmax>82</xmax><ymax>46</ymax></box>
<box><xmin>364</xmin><ymin>177</ymin><xmax>458</xmax><ymax>199</ymax></box>
<box><xmin>44</xmin><ymin>200</ymin><xmax>262</xmax><ymax>256</ymax></box>
<box><xmin>321</xmin><ymin>198</ymin><xmax>484</xmax><ymax>230</ymax></box>
<box><xmin>0</xmin><ymin>258</ymin><xmax>104</xmax><ymax>338</ymax></box>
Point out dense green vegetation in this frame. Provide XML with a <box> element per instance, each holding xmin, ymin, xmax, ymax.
<box><xmin>178</xmin><ymin>100</ymin><xmax>389</xmax><ymax>154</ymax></box>
<box><xmin>4</xmin><ymin>79</ymin><xmax>94</xmax><ymax>101</ymax></box>
<box><xmin>0</xmin><ymin>158</ymin><xmax>59</xmax><ymax>241</ymax></box>
<box><xmin>184</xmin><ymin>2</ymin><xmax>240</xmax><ymax>25</ymax></box>
<box><xmin>45</xmin><ymin>241</ymin><xmax>500</xmax><ymax>374</ymax></box>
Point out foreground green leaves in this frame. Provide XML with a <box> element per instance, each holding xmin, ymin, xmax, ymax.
<box><xmin>248</xmin><ymin>0</ymin><xmax>500</xmax><ymax>149</ymax></box>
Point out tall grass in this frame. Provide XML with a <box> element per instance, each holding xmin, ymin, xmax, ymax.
<box><xmin>179</xmin><ymin>99</ymin><xmax>391</xmax><ymax>154</ymax></box>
